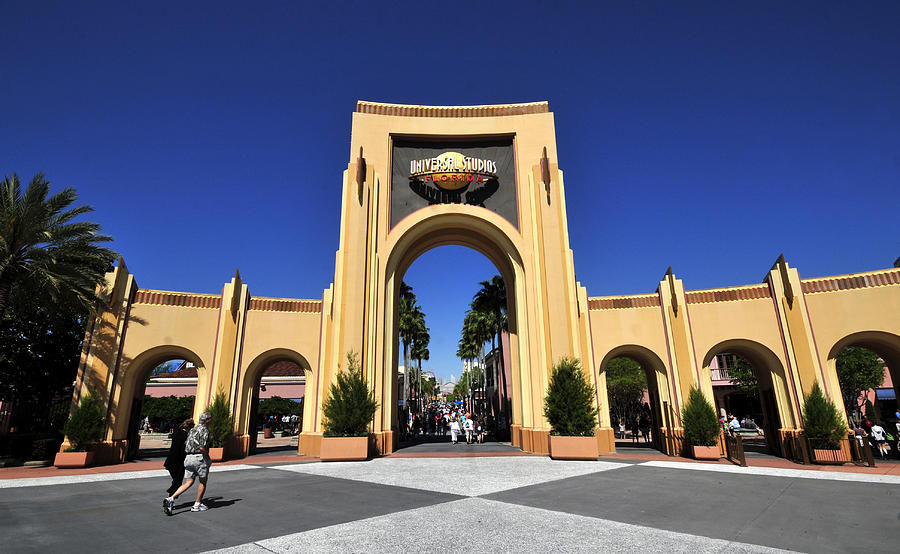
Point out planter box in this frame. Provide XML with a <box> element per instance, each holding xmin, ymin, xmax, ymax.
<box><xmin>549</xmin><ymin>435</ymin><xmax>599</xmax><ymax>461</ymax></box>
<box><xmin>209</xmin><ymin>447</ymin><xmax>226</xmax><ymax>462</ymax></box>
<box><xmin>813</xmin><ymin>448</ymin><xmax>846</xmax><ymax>465</ymax></box>
<box><xmin>263</xmin><ymin>428</ymin><xmax>274</xmax><ymax>439</ymax></box>
<box><xmin>691</xmin><ymin>445</ymin><xmax>720</xmax><ymax>460</ymax></box>
<box><xmin>320</xmin><ymin>436</ymin><xmax>368</xmax><ymax>461</ymax></box>
<box><xmin>54</xmin><ymin>451</ymin><xmax>95</xmax><ymax>468</ymax></box>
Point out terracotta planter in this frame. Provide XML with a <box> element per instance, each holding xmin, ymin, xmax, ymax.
<box><xmin>54</xmin><ymin>451</ymin><xmax>95</xmax><ymax>468</ymax></box>
<box><xmin>263</xmin><ymin>428</ymin><xmax>274</xmax><ymax>439</ymax></box>
<box><xmin>320</xmin><ymin>436</ymin><xmax>369</xmax><ymax>461</ymax></box>
<box><xmin>691</xmin><ymin>445</ymin><xmax>720</xmax><ymax>460</ymax></box>
<box><xmin>209</xmin><ymin>447</ymin><xmax>226</xmax><ymax>462</ymax></box>
<box><xmin>549</xmin><ymin>435</ymin><xmax>599</xmax><ymax>461</ymax></box>
<box><xmin>813</xmin><ymin>448</ymin><xmax>846</xmax><ymax>465</ymax></box>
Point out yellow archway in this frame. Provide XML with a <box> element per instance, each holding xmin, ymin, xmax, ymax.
<box><xmin>234</xmin><ymin>348</ymin><xmax>312</xmax><ymax>456</ymax></box>
<box><xmin>702</xmin><ymin>339</ymin><xmax>798</xmax><ymax>455</ymax></box>
<box><xmin>599</xmin><ymin>345</ymin><xmax>674</xmax><ymax>453</ymax></box>
<box><xmin>826</xmin><ymin>330</ymin><xmax>900</xmax><ymax>419</ymax></box>
<box><xmin>381</xmin><ymin>207</ymin><xmax>529</xmax><ymax>450</ymax></box>
<box><xmin>103</xmin><ymin>345</ymin><xmax>209</xmax><ymax>462</ymax></box>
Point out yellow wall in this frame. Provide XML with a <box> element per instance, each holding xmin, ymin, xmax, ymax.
<box><xmin>71</xmin><ymin>102</ymin><xmax>900</xmax><ymax>465</ymax></box>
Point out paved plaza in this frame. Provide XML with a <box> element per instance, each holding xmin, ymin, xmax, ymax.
<box><xmin>2</xmin><ymin>448</ymin><xmax>899</xmax><ymax>553</ymax></box>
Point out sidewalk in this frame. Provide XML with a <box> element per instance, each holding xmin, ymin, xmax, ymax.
<box><xmin>600</xmin><ymin>449</ymin><xmax>900</xmax><ymax>476</ymax></box>
<box><xmin>3</xmin><ymin>442</ymin><xmax>898</xmax><ymax>481</ymax></box>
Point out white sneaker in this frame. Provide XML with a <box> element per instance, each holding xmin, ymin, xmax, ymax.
<box><xmin>163</xmin><ymin>497</ymin><xmax>174</xmax><ymax>516</ymax></box>
<box><xmin>190</xmin><ymin>503</ymin><xmax>209</xmax><ymax>512</ymax></box>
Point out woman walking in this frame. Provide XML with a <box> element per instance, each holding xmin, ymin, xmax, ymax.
<box><xmin>164</xmin><ymin>419</ymin><xmax>194</xmax><ymax>496</ymax></box>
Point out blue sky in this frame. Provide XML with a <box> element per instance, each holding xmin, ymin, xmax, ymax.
<box><xmin>2</xmin><ymin>2</ymin><xmax>898</xmax><ymax>381</ymax></box>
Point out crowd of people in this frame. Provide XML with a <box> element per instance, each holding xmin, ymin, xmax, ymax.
<box><xmin>612</xmin><ymin>405</ymin><xmax>654</xmax><ymax>444</ymax></box>
<box><xmin>720</xmin><ymin>413</ymin><xmax>764</xmax><ymax>436</ymax></box>
<box><xmin>402</xmin><ymin>401</ymin><xmax>494</xmax><ymax>445</ymax></box>
<box><xmin>853</xmin><ymin>412</ymin><xmax>900</xmax><ymax>459</ymax></box>
<box><xmin>261</xmin><ymin>414</ymin><xmax>301</xmax><ymax>435</ymax></box>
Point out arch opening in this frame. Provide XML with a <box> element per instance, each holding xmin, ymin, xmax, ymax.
<box><xmin>828</xmin><ymin>331</ymin><xmax>900</xmax><ymax>428</ymax></box>
<box><xmin>382</xmin><ymin>211</ymin><xmax>526</xmax><ymax>453</ymax></box>
<box><xmin>116</xmin><ymin>345</ymin><xmax>208</xmax><ymax>461</ymax></box>
<box><xmin>702</xmin><ymin>339</ymin><xmax>793</xmax><ymax>457</ymax></box>
<box><xmin>390</xmin><ymin>244</ymin><xmax>516</xmax><ymax>449</ymax></box>
<box><xmin>238</xmin><ymin>348</ymin><xmax>310</xmax><ymax>456</ymax></box>
<box><xmin>599</xmin><ymin>345</ymin><xmax>670</xmax><ymax>454</ymax></box>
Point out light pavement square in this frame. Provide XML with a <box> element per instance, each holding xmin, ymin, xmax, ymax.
<box><xmin>640</xmin><ymin>460</ymin><xmax>900</xmax><ymax>485</ymax></box>
<box><xmin>266</xmin><ymin>456</ymin><xmax>631</xmax><ymax>496</ymax></box>
<box><xmin>0</xmin><ymin>464</ymin><xmax>259</xmax><ymax>489</ymax></box>
<box><xmin>207</xmin><ymin>497</ymin><xmax>792</xmax><ymax>554</ymax></box>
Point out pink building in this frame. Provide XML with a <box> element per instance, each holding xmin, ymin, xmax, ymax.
<box><xmin>145</xmin><ymin>360</ymin><xmax>305</xmax><ymax>400</ymax></box>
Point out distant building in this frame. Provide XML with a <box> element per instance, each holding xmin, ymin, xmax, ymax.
<box><xmin>146</xmin><ymin>360</ymin><xmax>305</xmax><ymax>401</ymax></box>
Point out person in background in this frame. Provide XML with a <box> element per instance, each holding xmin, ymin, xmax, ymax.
<box><xmin>463</xmin><ymin>416</ymin><xmax>475</xmax><ymax>444</ymax></box>
<box><xmin>164</xmin><ymin>419</ymin><xmax>194</xmax><ymax>496</ymax></box>
<box><xmin>450</xmin><ymin>416</ymin><xmax>461</xmax><ymax>445</ymax></box>
<box><xmin>869</xmin><ymin>421</ymin><xmax>888</xmax><ymax>459</ymax></box>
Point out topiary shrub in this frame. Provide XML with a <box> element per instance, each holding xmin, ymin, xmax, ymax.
<box><xmin>543</xmin><ymin>357</ymin><xmax>598</xmax><ymax>437</ymax></box>
<box><xmin>802</xmin><ymin>381</ymin><xmax>848</xmax><ymax>450</ymax></box>
<box><xmin>63</xmin><ymin>393</ymin><xmax>106</xmax><ymax>452</ymax></box>
<box><xmin>682</xmin><ymin>386</ymin><xmax>720</xmax><ymax>447</ymax></box>
<box><xmin>323</xmin><ymin>351</ymin><xmax>378</xmax><ymax>437</ymax></box>
<box><xmin>206</xmin><ymin>390</ymin><xmax>235</xmax><ymax>448</ymax></box>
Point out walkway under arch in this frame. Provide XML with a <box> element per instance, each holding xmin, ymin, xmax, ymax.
<box><xmin>381</xmin><ymin>208</ymin><xmax>529</xmax><ymax>451</ymax></box>
<box><xmin>599</xmin><ymin>344</ymin><xmax>673</xmax><ymax>454</ymax></box>
<box><xmin>826</xmin><ymin>330</ymin><xmax>900</xmax><ymax>417</ymax></box>
<box><xmin>702</xmin><ymin>338</ymin><xmax>797</xmax><ymax>456</ymax></box>
<box><xmin>235</xmin><ymin>348</ymin><xmax>311</xmax><ymax>457</ymax></box>
<box><xmin>108</xmin><ymin>345</ymin><xmax>209</xmax><ymax>462</ymax></box>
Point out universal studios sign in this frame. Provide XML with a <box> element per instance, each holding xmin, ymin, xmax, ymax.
<box><xmin>409</xmin><ymin>151</ymin><xmax>498</xmax><ymax>190</ymax></box>
<box><xmin>390</xmin><ymin>139</ymin><xmax>518</xmax><ymax>228</ymax></box>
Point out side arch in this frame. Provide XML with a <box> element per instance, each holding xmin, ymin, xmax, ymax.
<box><xmin>701</xmin><ymin>338</ymin><xmax>798</xmax><ymax>455</ymax></box>
<box><xmin>826</xmin><ymin>330</ymin><xmax>900</xmax><ymax>418</ymax></box>
<box><xmin>234</xmin><ymin>348</ymin><xmax>312</xmax><ymax>455</ymax></box>
<box><xmin>598</xmin><ymin>344</ymin><xmax>673</xmax><ymax>453</ymax></box>
<box><xmin>107</xmin><ymin>345</ymin><xmax>210</xmax><ymax>461</ymax></box>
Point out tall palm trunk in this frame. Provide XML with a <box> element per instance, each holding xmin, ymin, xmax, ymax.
<box><xmin>403</xmin><ymin>341</ymin><xmax>410</xmax><ymax>413</ymax></box>
<box><xmin>496</xmin><ymin>326</ymin><xmax>508</xmax><ymax>427</ymax></box>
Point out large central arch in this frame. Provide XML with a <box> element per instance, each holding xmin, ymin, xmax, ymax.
<box><xmin>382</xmin><ymin>208</ymin><xmax>527</xmax><ymax>447</ymax></box>
<box><xmin>299</xmin><ymin>102</ymin><xmax>600</xmax><ymax>456</ymax></box>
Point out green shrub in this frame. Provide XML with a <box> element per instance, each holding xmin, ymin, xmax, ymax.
<box><xmin>141</xmin><ymin>395</ymin><xmax>195</xmax><ymax>427</ymax></box>
<box><xmin>802</xmin><ymin>381</ymin><xmax>848</xmax><ymax>450</ymax></box>
<box><xmin>258</xmin><ymin>396</ymin><xmax>302</xmax><ymax>418</ymax></box>
<box><xmin>206</xmin><ymin>390</ymin><xmax>234</xmax><ymax>448</ymax></box>
<box><xmin>63</xmin><ymin>393</ymin><xmax>106</xmax><ymax>452</ymax></box>
<box><xmin>322</xmin><ymin>351</ymin><xmax>378</xmax><ymax>437</ymax></box>
<box><xmin>543</xmin><ymin>357</ymin><xmax>598</xmax><ymax>437</ymax></box>
<box><xmin>682</xmin><ymin>386</ymin><xmax>720</xmax><ymax>447</ymax></box>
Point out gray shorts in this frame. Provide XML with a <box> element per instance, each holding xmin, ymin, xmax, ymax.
<box><xmin>184</xmin><ymin>454</ymin><xmax>210</xmax><ymax>479</ymax></box>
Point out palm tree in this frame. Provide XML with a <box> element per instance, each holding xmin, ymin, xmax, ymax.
<box><xmin>461</xmin><ymin>308</ymin><xmax>492</xmax><ymax>416</ymax></box>
<box><xmin>472</xmin><ymin>276</ymin><xmax>509</xmax><ymax>424</ymax></box>
<box><xmin>0</xmin><ymin>173</ymin><xmax>116</xmax><ymax>319</ymax></box>
<box><xmin>397</xmin><ymin>281</ymin><xmax>428</xmax><ymax>414</ymax></box>
<box><xmin>411</xmin><ymin>325</ymin><xmax>430</xmax><ymax>413</ymax></box>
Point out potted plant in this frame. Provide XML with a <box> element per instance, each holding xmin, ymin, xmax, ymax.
<box><xmin>682</xmin><ymin>386</ymin><xmax>721</xmax><ymax>460</ymax></box>
<box><xmin>802</xmin><ymin>382</ymin><xmax>849</xmax><ymax>464</ymax></box>
<box><xmin>544</xmin><ymin>357</ymin><xmax>599</xmax><ymax>460</ymax></box>
<box><xmin>206</xmin><ymin>390</ymin><xmax>235</xmax><ymax>462</ymax></box>
<box><xmin>321</xmin><ymin>351</ymin><xmax>378</xmax><ymax>461</ymax></box>
<box><xmin>55</xmin><ymin>393</ymin><xmax>106</xmax><ymax>468</ymax></box>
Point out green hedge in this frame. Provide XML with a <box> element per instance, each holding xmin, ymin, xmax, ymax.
<box><xmin>682</xmin><ymin>386</ymin><xmax>719</xmax><ymax>447</ymax></box>
<box><xmin>323</xmin><ymin>352</ymin><xmax>378</xmax><ymax>437</ymax></box>
<box><xmin>543</xmin><ymin>357</ymin><xmax>597</xmax><ymax>437</ymax></box>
